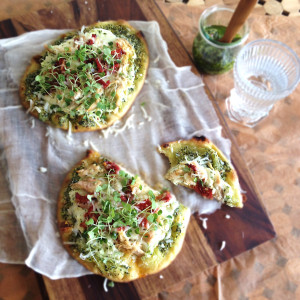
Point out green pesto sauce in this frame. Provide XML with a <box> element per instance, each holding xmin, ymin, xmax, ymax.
<box><xmin>175</xmin><ymin>146</ymin><xmax>231</xmax><ymax>180</ymax></box>
<box><xmin>192</xmin><ymin>25</ymin><xmax>242</xmax><ymax>75</ymax></box>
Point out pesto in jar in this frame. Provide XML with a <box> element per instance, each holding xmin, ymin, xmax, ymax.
<box><xmin>192</xmin><ymin>25</ymin><xmax>242</xmax><ymax>75</ymax></box>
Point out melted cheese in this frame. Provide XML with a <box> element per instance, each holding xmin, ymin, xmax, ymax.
<box><xmin>166</xmin><ymin>160</ymin><xmax>234</xmax><ymax>203</ymax></box>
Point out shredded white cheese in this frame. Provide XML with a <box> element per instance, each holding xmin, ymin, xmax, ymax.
<box><xmin>140</xmin><ymin>105</ymin><xmax>152</xmax><ymax>122</ymax></box>
<box><xmin>159</xmin><ymin>275</ymin><xmax>164</xmax><ymax>279</ymax></box>
<box><xmin>103</xmin><ymin>278</ymin><xmax>108</xmax><ymax>292</ymax></box>
<box><xmin>101</xmin><ymin>114</ymin><xmax>135</xmax><ymax>138</ymax></box>
<box><xmin>200</xmin><ymin>217</ymin><xmax>208</xmax><ymax>230</ymax></box>
<box><xmin>66</xmin><ymin>121</ymin><xmax>73</xmax><ymax>143</ymax></box>
<box><xmin>45</xmin><ymin>127</ymin><xmax>51</xmax><ymax>137</ymax></box>
<box><xmin>39</xmin><ymin>167</ymin><xmax>47</xmax><ymax>173</ymax></box>
<box><xmin>220</xmin><ymin>241</ymin><xmax>226</xmax><ymax>251</ymax></box>
<box><xmin>31</xmin><ymin>118</ymin><xmax>35</xmax><ymax>129</ymax></box>
<box><xmin>225</xmin><ymin>214</ymin><xmax>231</xmax><ymax>219</ymax></box>
<box><xmin>26</xmin><ymin>99</ymin><xmax>34</xmax><ymax>114</ymax></box>
<box><xmin>89</xmin><ymin>141</ymin><xmax>99</xmax><ymax>152</ymax></box>
<box><xmin>242</xmin><ymin>232</ymin><xmax>245</xmax><ymax>239</ymax></box>
<box><xmin>83</xmin><ymin>140</ymin><xmax>89</xmax><ymax>147</ymax></box>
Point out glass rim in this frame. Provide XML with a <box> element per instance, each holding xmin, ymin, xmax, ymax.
<box><xmin>199</xmin><ymin>4</ymin><xmax>249</xmax><ymax>50</ymax></box>
<box><xmin>235</xmin><ymin>39</ymin><xmax>300</xmax><ymax>97</ymax></box>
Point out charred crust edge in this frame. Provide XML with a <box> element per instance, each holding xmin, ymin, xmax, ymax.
<box><xmin>161</xmin><ymin>143</ymin><xmax>170</xmax><ymax>148</ymax></box>
<box><xmin>86</xmin><ymin>149</ymin><xmax>93</xmax><ymax>157</ymax></box>
<box><xmin>193</xmin><ymin>136</ymin><xmax>208</xmax><ymax>142</ymax></box>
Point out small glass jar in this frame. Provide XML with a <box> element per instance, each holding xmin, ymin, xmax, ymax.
<box><xmin>192</xmin><ymin>5</ymin><xmax>249</xmax><ymax>75</ymax></box>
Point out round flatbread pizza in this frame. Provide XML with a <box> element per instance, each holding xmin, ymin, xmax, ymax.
<box><xmin>20</xmin><ymin>20</ymin><xmax>149</xmax><ymax>132</ymax></box>
<box><xmin>57</xmin><ymin>150</ymin><xmax>190</xmax><ymax>282</ymax></box>
<box><xmin>158</xmin><ymin>136</ymin><xmax>244</xmax><ymax>208</ymax></box>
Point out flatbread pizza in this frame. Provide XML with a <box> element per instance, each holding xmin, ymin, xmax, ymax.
<box><xmin>158</xmin><ymin>136</ymin><xmax>244</xmax><ymax>208</ymax></box>
<box><xmin>20</xmin><ymin>21</ymin><xmax>149</xmax><ymax>132</ymax></box>
<box><xmin>57</xmin><ymin>150</ymin><xmax>190</xmax><ymax>282</ymax></box>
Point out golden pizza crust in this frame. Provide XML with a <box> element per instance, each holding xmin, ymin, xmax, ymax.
<box><xmin>20</xmin><ymin>20</ymin><xmax>149</xmax><ymax>132</ymax></box>
<box><xmin>57</xmin><ymin>150</ymin><xmax>190</xmax><ymax>282</ymax></box>
<box><xmin>159</xmin><ymin>136</ymin><xmax>244</xmax><ymax>208</ymax></box>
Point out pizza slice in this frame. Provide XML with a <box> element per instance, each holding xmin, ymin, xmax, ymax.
<box><xmin>20</xmin><ymin>20</ymin><xmax>149</xmax><ymax>132</ymax></box>
<box><xmin>158</xmin><ymin>136</ymin><xmax>244</xmax><ymax>208</ymax></box>
<box><xmin>57</xmin><ymin>150</ymin><xmax>190</xmax><ymax>282</ymax></box>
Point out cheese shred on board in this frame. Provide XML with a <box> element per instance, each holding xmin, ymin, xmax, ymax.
<box><xmin>57</xmin><ymin>150</ymin><xmax>190</xmax><ymax>282</ymax></box>
<box><xmin>20</xmin><ymin>21</ymin><xmax>149</xmax><ymax>132</ymax></box>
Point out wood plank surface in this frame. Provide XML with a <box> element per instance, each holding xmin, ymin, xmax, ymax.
<box><xmin>0</xmin><ymin>0</ymin><xmax>275</xmax><ymax>299</ymax></box>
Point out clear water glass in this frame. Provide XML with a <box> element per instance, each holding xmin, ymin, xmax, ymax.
<box><xmin>226</xmin><ymin>39</ymin><xmax>300</xmax><ymax>127</ymax></box>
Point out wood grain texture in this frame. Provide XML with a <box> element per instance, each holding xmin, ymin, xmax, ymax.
<box><xmin>0</xmin><ymin>0</ymin><xmax>275</xmax><ymax>299</ymax></box>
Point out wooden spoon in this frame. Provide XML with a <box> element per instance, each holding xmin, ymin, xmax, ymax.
<box><xmin>219</xmin><ymin>0</ymin><xmax>257</xmax><ymax>43</ymax></box>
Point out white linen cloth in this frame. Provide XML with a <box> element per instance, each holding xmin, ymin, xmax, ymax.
<box><xmin>0</xmin><ymin>21</ymin><xmax>231</xmax><ymax>278</ymax></box>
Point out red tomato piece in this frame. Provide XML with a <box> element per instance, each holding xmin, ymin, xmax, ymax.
<box><xmin>187</xmin><ymin>163</ymin><xmax>197</xmax><ymax>173</ymax></box>
<box><xmin>140</xmin><ymin>217</ymin><xmax>149</xmax><ymax>228</ymax></box>
<box><xmin>194</xmin><ymin>181</ymin><xmax>213</xmax><ymax>199</ymax></box>
<box><xmin>103</xmin><ymin>161</ymin><xmax>120</xmax><ymax>174</ymax></box>
<box><xmin>136</xmin><ymin>199</ymin><xmax>152</xmax><ymax>211</ymax></box>
<box><xmin>156</xmin><ymin>191</ymin><xmax>172</xmax><ymax>202</ymax></box>
<box><xmin>75</xmin><ymin>193</ymin><xmax>89</xmax><ymax>204</ymax></box>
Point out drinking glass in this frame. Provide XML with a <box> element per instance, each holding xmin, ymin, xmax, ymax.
<box><xmin>226</xmin><ymin>39</ymin><xmax>300</xmax><ymax>127</ymax></box>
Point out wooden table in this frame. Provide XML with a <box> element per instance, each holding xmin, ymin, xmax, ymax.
<box><xmin>0</xmin><ymin>0</ymin><xmax>277</xmax><ymax>299</ymax></box>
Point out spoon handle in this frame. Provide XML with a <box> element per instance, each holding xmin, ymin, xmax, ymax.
<box><xmin>220</xmin><ymin>0</ymin><xmax>257</xmax><ymax>43</ymax></box>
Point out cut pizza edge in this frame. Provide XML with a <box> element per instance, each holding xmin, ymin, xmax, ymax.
<box><xmin>57</xmin><ymin>150</ymin><xmax>190</xmax><ymax>282</ymax></box>
<box><xmin>20</xmin><ymin>20</ymin><xmax>149</xmax><ymax>132</ymax></box>
<box><xmin>158</xmin><ymin>136</ymin><xmax>244</xmax><ymax>208</ymax></box>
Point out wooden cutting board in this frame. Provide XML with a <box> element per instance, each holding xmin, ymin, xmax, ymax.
<box><xmin>0</xmin><ymin>0</ymin><xmax>276</xmax><ymax>299</ymax></box>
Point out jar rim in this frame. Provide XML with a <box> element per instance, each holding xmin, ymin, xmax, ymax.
<box><xmin>199</xmin><ymin>4</ymin><xmax>249</xmax><ymax>49</ymax></box>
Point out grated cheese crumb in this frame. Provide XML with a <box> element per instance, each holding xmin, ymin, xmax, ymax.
<box><xmin>26</xmin><ymin>99</ymin><xmax>34</xmax><ymax>114</ymax></box>
<box><xmin>66</xmin><ymin>121</ymin><xmax>73</xmax><ymax>143</ymax></box>
<box><xmin>103</xmin><ymin>278</ymin><xmax>108</xmax><ymax>292</ymax></box>
<box><xmin>39</xmin><ymin>167</ymin><xmax>47</xmax><ymax>173</ymax></box>
<box><xmin>159</xmin><ymin>275</ymin><xmax>164</xmax><ymax>279</ymax></box>
<box><xmin>220</xmin><ymin>241</ymin><xmax>226</xmax><ymax>251</ymax></box>
<box><xmin>31</xmin><ymin>118</ymin><xmax>35</xmax><ymax>129</ymax></box>
<box><xmin>101</xmin><ymin>114</ymin><xmax>135</xmax><ymax>138</ymax></box>
<box><xmin>45</xmin><ymin>127</ymin><xmax>51</xmax><ymax>137</ymax></box>
<box><xmin>140</xmin><ymin>105</ymin><xmax>152</xmax><ymax>122</ymax></box>
<box><xmin>89</xmin><ymin>141</ymin><xmax>99</xmax><ymax>152</ymax></box>
<box><xmin>225</xmin><ymin>214</ymin><xmax>230</xmax><ymax>219</ymax></box>
<box><xmin>200</xmin><ymin>217</ymin><xmax>208</xmax><ymax>230</ymax></box>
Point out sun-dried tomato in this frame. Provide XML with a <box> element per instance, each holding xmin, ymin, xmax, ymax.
<box><xmin>103</xmin><ymin>161</ymin><xmax>120</xmax><ymax>174</ymax></box>
<box><xmin>194</xmin><ymin>180</ymin><xmax>213</xmax><ymax>199</ymax></box>
<box><xmin>156</xmin><ymin>191</ymin><xmax>172</xmax><ymax>202</ymax></box>
<box><xmin>136</xmin><ymin>199</ymin><xmax>152</xmax><ymax>211</ymax></box>
<box><xmin>140</xmin><ymin>217</ymin><xmax>149</xmax><ymax>228</ymax></box>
